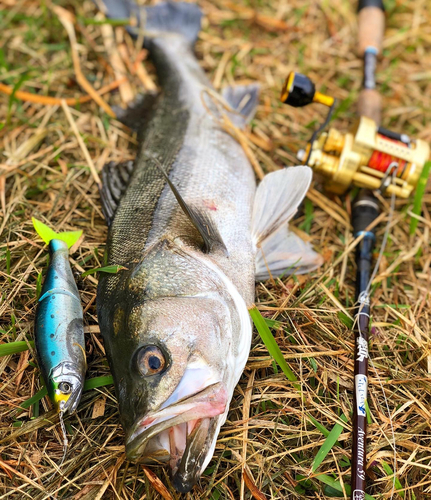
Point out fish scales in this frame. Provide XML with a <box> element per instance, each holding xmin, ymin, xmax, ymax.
<box><xmin>102</xmin><ymin>37</ymin><xmax>256</xmax><ymax>303</ymax></box>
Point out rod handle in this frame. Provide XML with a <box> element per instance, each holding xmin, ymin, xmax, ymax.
<box><xmin>357</xmin><ymin>88</ymin><xmax>382</xmax><ymax>124</ymax></box>
<box><xmin>358</xmin><ymin>3</ymin><xmax>385</xmax><ymax>55</ymax></box>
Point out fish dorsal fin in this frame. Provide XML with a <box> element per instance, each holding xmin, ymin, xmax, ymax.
<box><xmin>252</xmin><ymin>166</ymin><xmax>323</xmax><ymax>280</ymax></box>
<box><xmin>99</xmin><ymin>160</ymin><xmax>134</xmax><ymax>225</ymax></box>
<box><xmin>221</xmin><ymin>83</ymin><xmax>260</xmax><ymax>127</ymax></box>
<box><xmin>251</xmin><ymin>166</ymin><xmax>312</xmax><ymax>245</ymax></box>
<box><xmin>255</xmin><ymin>224</ymin><xmax>323</xmax><ymax>281</ymax></box>
<box><xmin>154</xmin><ymin>160</ymin><xmax>227</xmax><ymax>254</ymax></box>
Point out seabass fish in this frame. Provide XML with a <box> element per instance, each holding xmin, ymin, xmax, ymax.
<box><xmin>96</xmin><ymin>1</ymin><xmax>322</xmax><ymax>492</ymax></box>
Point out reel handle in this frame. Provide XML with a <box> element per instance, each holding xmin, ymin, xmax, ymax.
<box><xmin>281</xmin><ymin>72</ymin><xmax>334</xmax><ymax>108</ymax></box>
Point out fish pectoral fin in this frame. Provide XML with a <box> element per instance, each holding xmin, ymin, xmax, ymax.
<box><xmin>153</xmin><ymin>160</ymin><xmax>227</xmax><ymax>254</ymax></box>
<box><xmin>252</xmin><ymin>166</ymin><xmax>323</xmax><ymax>280</ymax></box>
<box><xmin>221</xmin><ymin>84</ymin><xmax>260</xmax><ymax>126</ymax></box>
<box><xmin>255</xmin><ymin>224</ymin><xmax>323</xmax><ymax>281</ymax></box>
<box><xmin>99</xmin><ymin>160</ymin><xmax>134</xmax><ymax>225</ymax></box>
<box><xmin>251</xmin><ymin>166</ymin><xmax>312</xmax><ymax>246</ymax></box>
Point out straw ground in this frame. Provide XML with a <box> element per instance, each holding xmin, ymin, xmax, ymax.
<box><xmin>1</xmin><ymin>0</ymin><xmax>431</xmax><ymax>498</ymax></box>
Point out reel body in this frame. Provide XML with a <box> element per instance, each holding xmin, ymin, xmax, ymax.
<box><xmin>300</xmin><ymin>116</ymin><xmax>429</xmax><ymax>198</ymax></box>
<box><xmin>282</xmin><ymin>71</ymin><xmax>429</xmax><ymax>198</ymax></box>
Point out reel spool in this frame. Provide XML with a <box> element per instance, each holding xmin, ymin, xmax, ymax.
<box><xmin>281</xmin><ymin>72</ymin><xmax>430</xmax><ymax>198</ymax></box>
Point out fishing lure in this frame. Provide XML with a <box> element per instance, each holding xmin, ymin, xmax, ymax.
<box><xmin>35</xmin><ymin>238</ymin><xmax>86</xmax><ymax>412</ymax></box>
<box><xmin>34</xmin><ymin>237</ymin><xmax>86</xmax><ymax>459</ymax></box>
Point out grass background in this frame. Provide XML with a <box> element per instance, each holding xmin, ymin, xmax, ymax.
<box><xmin>1</xmin><ymin>0</ymin><xmax>431</xmax><ymax>498</ymax></box>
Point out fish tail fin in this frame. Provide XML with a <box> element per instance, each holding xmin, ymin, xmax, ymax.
<box><xmin>222</xmin><ymin>84</ymin><xmax>260</xmax><ymax>126</ymax></box>
<box><xmin>98</xmin><ymin>1</ymin><xmax>202</xmax><ymax>47</ymax></box>
<box><xmin>251</xmin><ymin>166</ymin><xmax>323</xmax><ymax>280</ymax></box>
<box><xmin>146</xmin><ymin>2</ymin><xmax>203</xmax><ymax>46</ymax></box>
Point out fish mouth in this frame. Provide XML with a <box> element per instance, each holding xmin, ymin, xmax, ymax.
<box><xmin>126</xmin><ymin>382</ymin><xmax>227</xmax><ymax>493</ymax></box>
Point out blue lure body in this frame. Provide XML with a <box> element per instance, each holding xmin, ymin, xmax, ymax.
<box><xmin>35</xmin><ymin>239</ymin><xmax>86</xmax><ymax>414</ymax></box>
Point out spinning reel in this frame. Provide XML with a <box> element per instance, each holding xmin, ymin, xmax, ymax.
<box><xmin>281</xmin><ymin>72</ymin><xmax>430</xmax><ymax>198</ymax></box>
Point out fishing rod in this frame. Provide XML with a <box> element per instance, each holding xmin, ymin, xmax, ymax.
<box><xmin>351</xmin><ymin>2</ymin><xmax>384</xmax><ymax>498</ymax></box>
<box><xmin>279</xmin><ymin>2</ymin><xmax>430</xmax><ymax>497</ymax></box>
<box><xmin>350</xmin><ymin>190</ymin><xmax>379</xmax><ymax>500</ymax></box>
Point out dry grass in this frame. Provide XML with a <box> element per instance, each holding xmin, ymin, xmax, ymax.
<box><xmin>1</xmin><ymin>0</ymin><xmax>431</xmax><ymax>498</ymax></box>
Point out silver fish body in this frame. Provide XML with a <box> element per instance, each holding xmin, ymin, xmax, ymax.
<box><xmin>97</xmin><ymin>1</ymin><xmax>321</xmax><ymax>493</ymax></box>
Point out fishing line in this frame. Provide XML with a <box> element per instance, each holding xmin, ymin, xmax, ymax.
<box><xmin>356</xmin><ymin>165</ymin><xmax>398</xmax><ymax>498</ymax></box>
<box><xmin>58</xmin><ymin>409</ymin><xmax>69</xmax><ymax>469</ymax></box>
<box><xmin>46</xmin><ymin>408</ymin><xmax>69</xmax><ymax>482</ymax></box>
<box><xmin>364</xmin><ymin>164</ymin><xmax>398</xmax><ymax>295</ymax></box>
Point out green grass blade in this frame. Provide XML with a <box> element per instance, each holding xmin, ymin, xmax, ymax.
<box><xmin>314</xmin><ymin>473</ymin><xmax>375</xmax><ymax>500</ymax></box>
<box><xmin>0</xmin><ymin>340</ymin><xmax>34</xmax><ymax>357</ymax></box>
<box><xmin>263</xmin><ymin>318</ymin><xmax>282</xmax><ymax>329</ymax></box>
<box><xmin>20</xmin><ymin>386</ymin><xmax>48</xmax><ymax>410</ymax></box>
<box><xmin>81</xmin><ymin>265</ymin><xmax>127</xmax><ymax>277</ymax></box>
<box><xmin>306</xmin><ymin>413</ymin><xmax>330</xmax><ymax>438</ymax></box>
<box><xmin>6</xmin><ymin>248</ymin><xmax>11</xmax><ymax>284</ymax></box>
<box><xmin>365</xmin><ymin>400</ymin><xmax>372</xmax><ymax>425</ymax></box>
<box><xmin>78</xmin><ymin>17</ymin><xmax>130</xmax><ymax>26</ymax></box>
<box><xmin>8</xmin><ymin>72</ymin><xmax>30</xmax><ymax>118</ymax></box>
<box><xmin>311</xmin><ymin>413</ymin><xmax>348</xmax><ymax>472</ymax></box>
<box><xmin>381</xmin><ymin>461</ymin><xmax>404</xmax><ymax>498</ymax></box>
<box><xmin>410</xmin><ymin>160</ymin><xmax>431</xmax><ymax>235</ymax></box>
<box><xmin>299</xmin><ymin>198</ymin><xmax>314</xmax><ymax>234</ymax></box>
<box><xmin>17</xmin><ymin>376</ymin><xmax>114</xmax><ymax>413</ymax></box>
<box><xmin>83</xmin><ymin>375</ymin><xmax>114</xmax><ymax>391</ymax></box>
<box><xmin>249</xmin><ymin>305</ymin><xmax>299</xmax><ymax>390</ymax></box>
<box><xmin>36</xmin><ymin>271</ymin><xmax>43</xmax><ymax>299</ymax></box>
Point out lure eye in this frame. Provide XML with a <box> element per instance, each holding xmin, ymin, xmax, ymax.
<box><xmin>137</xmin><ymin>346</ymin><xmax>167</xmax><ymax>376</ymax></box>
<box><xmin>58</xmin><ymin>382</ymin><xmax>72</xmax><ymax>394</ymax></box>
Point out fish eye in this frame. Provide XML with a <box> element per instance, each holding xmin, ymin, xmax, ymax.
<box><xmin>137</xmin><ymin>346</ymin><xmax>167</xmax><ymax>376</ymax></box>
<box><xmin>58</xmin><ymin>382</ymin><xmax>72</xmax><ymax>394</ymax></box>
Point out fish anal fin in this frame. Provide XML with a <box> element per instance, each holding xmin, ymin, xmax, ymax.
<box><xmin>251</xmin><ymin>166</ymin><xmax>312</xmax><ymax>246</ymax></box>
<box><xmin>99</xmin><ymin>160</ymin><xmax>134</xmax><ymax>225</ymax></box>
<box><xmin>154</xmin><ymin>160</ymin><xmax>227</xmax><ymax>254</ymax></box>
<box><xmin>221</xmin><ymin>84</ymin><xmax>260</xmax><ymax>126</ymax></box>
<box><xmin>255</xmin><ymin>225</ymin><xmax>323</xmax><ymax>281</ymax></box>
